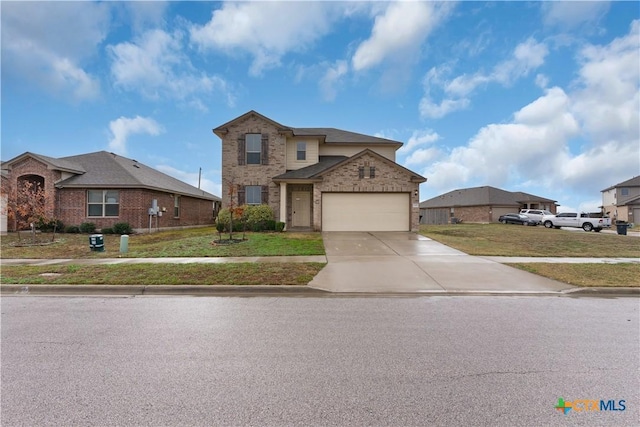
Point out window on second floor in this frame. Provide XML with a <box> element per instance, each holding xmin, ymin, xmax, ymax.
<box><xmin>297</xmin><ymin>142</ymin><xmax>306</xmax><ymax>161</ymax></box>
<box><xmin>88</xmin><ymin>190</ymin><xmax>119</xmax><ymax>217</ymax></box>
<box><xmin>621</xmin><ymin>188</ymin><xmax>629</xmax><ymax>196</ymax></box>
<box><xmin>246</xmin><ymin>134</ymin><xmax>262</xmax><ymax>164</ymax></box>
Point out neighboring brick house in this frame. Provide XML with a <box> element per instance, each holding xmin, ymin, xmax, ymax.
<box><xmin>213</xmin><ymin>110</ymin><xmax>426</xmax><ymax>231</ymax></box>
<box><xmin>601</xmin><ymin>176</ymin><xmax>640</xmax><ymax>223</ymax></box>
<box><xmin>420</xmin><ymin>186</ymin><xmax>557</xmax><ymax>224</ymax></box>
<box><xmin>1</xmin><ymin>151</ymin><xmax>220</xmax><ymax>232</ymax></box>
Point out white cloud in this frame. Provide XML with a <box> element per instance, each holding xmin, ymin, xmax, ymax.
<box><xmin>319</xmin><ymin>60</ymin><xmax>349</xmax><ymax>102</ymax></box>
<box><xmin>542</xmin><ymin>1</ymin><xmax>610</xmax><ymax>29</ymax></box>
<box><xmin>1</xmin><ymin>1</ymin><xmax>109</xmax><ymax>101</ymax></box>
<box><xmin>155</xmin><ymin>165</ymin><xmax>220</xmax><ymax>197</ymax></box>
<box><xmin>108</xmin><ymin>116</ymin><xmax>164</xmax><ymax>155</ymax></box>
<box><xmin>108</xmin><ymin>29</ymin><xmax>235</xmax><ymax>109</ymax></box>
<box><xmin>399</xmin><ymin>129</ymin><xmax>441</xmax><ymax>154</ymax></box>
<box><xmin>190</xmin><ymin>2</ymin><xmax>341</xmax><ymax>76</ymax></box>
<box><xmin>352</xmin><ymin>2</ymin><xmax>453</xmax><ymax>72</ymax></box>
<box><xmin>420</xmin><ymin>38</ymin><xmax>548</xmax><ymax>119</ymax></box>
<box><xmin>421</xmin><ymin>21</ymin><xmax>639</xmax><ymax>205</ymax></box>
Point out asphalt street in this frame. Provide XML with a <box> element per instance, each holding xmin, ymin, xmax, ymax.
<box><xmin>2</xmin><ymin>296</ymin><xmax>639</xmax><ymax>426</ymax></box>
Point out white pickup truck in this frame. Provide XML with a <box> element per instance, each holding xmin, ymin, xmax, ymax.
<box><xmin>542</xmin><ymin>212</ymin><xmax>612</xmax><ymax>232</ymax></box>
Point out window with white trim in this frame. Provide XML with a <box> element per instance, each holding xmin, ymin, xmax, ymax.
<box><xmin>88</xmin><ymin>190</ymin><xmax>119</xmax><ymax>217</ymax></box>
<box><xmin>297</xmin><ymin>142</ymin><xmax>306</xmax><ymax>161</ymax></box>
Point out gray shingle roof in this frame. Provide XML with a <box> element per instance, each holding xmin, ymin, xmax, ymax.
<box><xmin>213</xmin><ymin>110</ymin><xmax>403</xmax><ymax>146</ymax></box>
<box><xmin>420</xmin><ymin>186</ymin><xmax>556</xmax><ymax>208</ymax></box>
<box><xmin>3</xmin><ymin>152</ymin><xmax>86</xmax><ymax>174</ymax></box>
<box><xmin>291</xmin><ymin>128</ymin><xmax>402</xmax><ymax>145</ymax></box>
<box><xmin>53</xmin><ymin>151</ymin><xmax>219</xmax><ymax>200</ymax></box>
<box><xmin>273</xmin><ymin>156</ymin><xmax>348</xmax><ymax>180</ymax></box>
<box><xmin>601</xmin><ymin>175</ymin><xmax>640</xmax><ymax>192</ymax></box>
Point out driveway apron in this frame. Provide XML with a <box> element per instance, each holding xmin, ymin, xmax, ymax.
<box><xmin>308</xmin><ymin>232</ymin><xmax>571</xmax><ymax>293</ymax></box>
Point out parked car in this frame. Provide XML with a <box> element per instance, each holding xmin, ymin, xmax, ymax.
<box><xmin>498</xmin><ymin>213</ymin><xmax>538</xmax><ymax>226</ymax></box>
<box><xmin>519</xmin><ymin>209</ymin><xmax>553</xmax><ymax>224</ymax></box>
<box><xmin>541</xmin><ymin>212</ymin><xmax>612</xmax><ymax>232</ymax></box>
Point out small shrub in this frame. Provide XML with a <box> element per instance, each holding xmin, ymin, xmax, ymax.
<box><xmin>101</xmin><ymin>227</ymin><xmax>114</xmax><ymax>234</ymax></box>
<box><xmin>65</xmin><ymin>225</ymin><xmax>80</xmax><ymax>234</ymax></box>
<box><xmin>36</xmin><ymin>218</ymin><xmax>64</xmax><ymax>232</ymax></box>
<box><xmin>245</xmin><ymin>204</ymin><xmax>274</xmax><ymax>226</ymax></box>
<box><xmin>275</xmin><ymin>222</ymin><xmax>285</xmax><ymax>232</ymax></box>
<box><xmin>265</xmin><ymin>220</ymin><xmax>276</xmax><ymax>231</ymax></box>
<box><xmin>79</xmin><ymin>222</ymin><xmax>96</xmax><ymax>233</ymax></box>
<box><xmin>113</xmin><ymin>222</ymin><xmax>133</xmax><ymax>235</ymax></box>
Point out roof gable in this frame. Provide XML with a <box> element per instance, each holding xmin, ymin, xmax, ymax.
<box><xmin>316</xmin><ymin>149</ymin><xmax>426</xmax><ymax>183</ymax></box>
<box><xmin>213</xmin><ymin>110</ymin><xmax>289</xmax><ymax>137</ymax></box>
<box><xmin>3</xmin><ymin>152</ymin><xmax>85</xmax><ymax>174</ymax></box>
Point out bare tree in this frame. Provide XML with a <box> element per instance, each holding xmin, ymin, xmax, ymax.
<box><xmin>2</xmin><ymin>178</ymin><xmax>56</xmax><ymax>243</ymax></box>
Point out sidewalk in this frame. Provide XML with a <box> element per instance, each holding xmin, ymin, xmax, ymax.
<box><xmin>2</xmin><ymin>251</ymin><xmax>638</xmax><ymax>297</ymax></box>
<box><xmin>0</xmin><ymin>256</ymin><xmax>327</xmax><ymax>266</ymax></box>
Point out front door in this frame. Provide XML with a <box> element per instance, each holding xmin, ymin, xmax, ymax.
<box><xmin>292</xmin><ymin>191</ymin><xmax>311</xmax><ymax>227</ymax></box>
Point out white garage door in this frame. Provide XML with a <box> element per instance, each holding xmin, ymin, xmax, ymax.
<box><xmin>322</xmin><ymin>193</ymin><xmax>410</xmax><ymax>231</ymax></box>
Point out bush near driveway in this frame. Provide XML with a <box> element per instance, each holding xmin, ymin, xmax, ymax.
<box><xmin>419</xmin><ymin>224</ymin><xmax>639</xmax><ymax>258</ymax></box>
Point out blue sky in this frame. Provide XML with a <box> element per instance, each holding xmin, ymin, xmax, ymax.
<box><xmin>2</xmin><ymin>1</ymin><xmax>638</xmax><ymax>212</ymax></box>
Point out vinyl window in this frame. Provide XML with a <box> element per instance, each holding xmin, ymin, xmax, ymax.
<box><xmin>87</xmin><ymin>190</ymin><xmax>119</xmax><ymax>217</ymax></box>
<box><xmin>246</xmin><ymin>134</ymin><xmax>262</xmax><ymax>165</ymax></box>
<box><xmin>297</xmin><ymin>142</ymin><xmax>306</xmax><ymax>161</ymax></box>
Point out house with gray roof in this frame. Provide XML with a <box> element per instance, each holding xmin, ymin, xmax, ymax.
<box><xmin>213</xmin><ymin>110</ymin><xmax>426</xmax><ymax>231</ymax></box>
<box><xmin>419</xmin><ymin>186</ymin><xmax>557</xmax><ymax>224</ymax></box>
<box><xmin>601</xmin><ymin>175</ymin><xmax>640</xmax><ymax>223</ymax></box>
<box><xmin>2</xmin><ymin>151</ymin><xmax>220</xmax><ymax>232</ymax></box>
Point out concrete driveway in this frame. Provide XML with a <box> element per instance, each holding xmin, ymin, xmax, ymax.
<box><xmin>308</xmin><ymin>232</ymin><xmax>571</xmax><ymax>293</ymax></box>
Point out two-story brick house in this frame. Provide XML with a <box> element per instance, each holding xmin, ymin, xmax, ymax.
<box><xmin>214</xmin><ymin>111</ymin><xmax>426</xmax><ymax>231</ymax></box>
<box><xmin>601</xmin><ymin>175</ymin><xmax>640</xmax><ymax>223</ymax></box>
<box><xmin>2</xmin><ymin>151</ymin><xmax>220</xmax><ymax>232</ymax></box>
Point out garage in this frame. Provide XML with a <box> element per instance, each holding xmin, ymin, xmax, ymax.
<box><xmin>322</xmin><ymin>193</ymin><xmax>410</xmax><ymax>231</ymax></box>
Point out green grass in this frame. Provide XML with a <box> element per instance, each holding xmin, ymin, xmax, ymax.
<box><xmin>0</xmin><ymin>263</ymin><xmax>326</xmax><ymax>286</ymax></box>
<box><xmin>510</xmin><ymin>263</ymin><xmax>640</xmax><ymax>287</ymax></box>
<box><xmin>1</xmin><ymin>227</ymin><xmax>325</xmax><ymax>258</ymax></box>
<box><xmin>420</xmin><ymin>224</ymin><xmax>640</xmax><ymax>257</ymax></box>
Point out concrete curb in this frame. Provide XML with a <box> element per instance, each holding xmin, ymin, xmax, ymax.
<box><xmin>0</xmin><ymin>284</ymin><xmax>329</xmax><ymax>296</ymax></box>
<box><xmin>1</xmin><ymin>284</ymin><xmax>638</xmax><ymax>297</ymax></box>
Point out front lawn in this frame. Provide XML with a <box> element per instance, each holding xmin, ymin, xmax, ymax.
<box><xmin>0</xmin><ymin>227</ymin><xmax>325</xmax><ymax>258</ymax></box>
<box><xmin>510</xmin><ymin>263</ymin><xmax>640</xmax><ymax>287</ymax></box>
<box><xmin>0</xmin><ymin>263</ymin><xmax>326</xmax><ymax>286</ymax></box>
<box><xmin>420</xmin><ymin>224</ymin><xmax>640</xmax><ymax>258</ymax></box>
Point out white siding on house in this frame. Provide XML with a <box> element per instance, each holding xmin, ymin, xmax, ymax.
<box><xmin>319</xmin><ymin>145</ymin><xmax>396</xmax><ymax>162</ymax></box>
<box><xmin>285</xmin><ymin>138</ymin><xmax>319</xmax><ymax>170</ymax></box>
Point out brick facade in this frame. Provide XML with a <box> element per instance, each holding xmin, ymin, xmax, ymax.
<box><xmin>220</xmin><ymin>115</ymin><xmax>286</xmax><ymax>221</ymax></box>
<box><xmin>218</xmin><ymin>112</ymin><xmax>425</xmax><ymax>232</ymax></box>
<box><xmin>4</xmin><ymin>157</ymin><xmax>215</xmax><ymax>232</ymax></box>
<box><xmin>56</xmin><ymin>188</ymin><xmax>214</xmax><ymax>231</ymax></box>
<box><xmin>314</xmin><ymin>152</ymin><xmax>420</xmax><ymax>231</ymax></box>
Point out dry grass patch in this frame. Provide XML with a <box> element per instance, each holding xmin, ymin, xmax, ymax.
<box><xmin>420</xmin><ymin>224</ymin><xmax>639</xmax><ymax>257</ymax></box>
<box><xmin>510</xmin><ymin>263</ymin><xmax>640</xmax><ymax>287</ymax></box>
<box><xmin>0</xmin><ymin>263</ymin><xmax>326</xmax><ymax>286</ymax></box>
